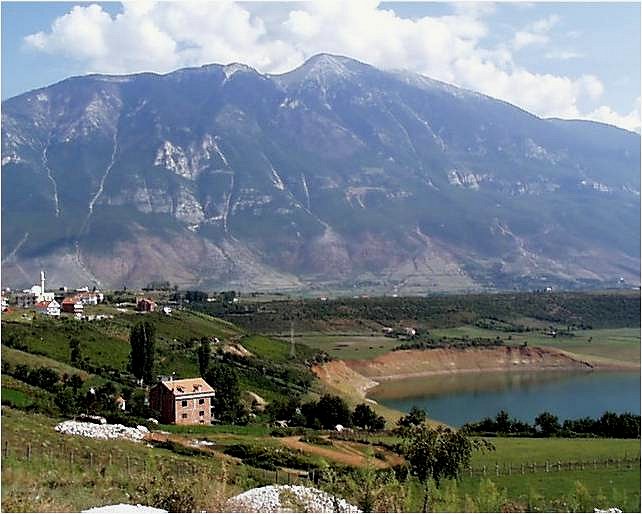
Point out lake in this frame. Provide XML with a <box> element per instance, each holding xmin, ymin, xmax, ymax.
<box><xmin>370</xmin><ymin>370</ymin><xmax>641</xmax><ymax>426</ymax></box>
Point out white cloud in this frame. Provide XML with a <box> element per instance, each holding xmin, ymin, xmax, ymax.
<box><xmin>511</xmin><ymin>14</ymin><xmax>559</xmax><ymax>50</ymax></box>
<box><xmin>585</xmin><ymin>97</ymin><xmax>641</xmax><ymax>133</ymax></box>
<box><xmin>545</xmin><ymin>50</ymin><xmax>583</xmax><ymax>60</ymax></box>
<box><xmin>22</xmin><ymin>1</ymin><xmax>635</xmax><ymax>130</ymax></box>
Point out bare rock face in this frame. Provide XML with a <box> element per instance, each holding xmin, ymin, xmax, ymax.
<box><xmin>2</xmin><ymin>55</ymin><xmax>639</xmax><ymax>291</ymax></box>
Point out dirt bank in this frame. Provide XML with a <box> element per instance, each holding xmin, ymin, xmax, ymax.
<box><xmin>312</xmin><ymin>360</ymin><xmax>379</xmax><ymax>400</ymax></box>
<box><xmin>344</xmin><ymin>345</ymin><xmax>629</xmax><ymax>381</ymax></box>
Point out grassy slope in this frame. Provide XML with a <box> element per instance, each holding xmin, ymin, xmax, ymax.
<box><xmin>0</xmin><ymin>407</ymin><xmax>236</xmax><ymax>512</ymax></box>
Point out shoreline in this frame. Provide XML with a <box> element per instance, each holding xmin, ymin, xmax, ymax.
<box><xmin>314</xmin><ymin>345</ymin><xmax>640</xmax><ymax>407</ymax></box>
<box><xmin>362</xmin><ymin>361</ymin><xmax>640</xmax><ymax>387</ymax></box>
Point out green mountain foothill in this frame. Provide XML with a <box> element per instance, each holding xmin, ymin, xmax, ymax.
<box><xmin>1</xmin><ymin>291</ymin><xmax>639</xmax><ymax>511</ymax></box>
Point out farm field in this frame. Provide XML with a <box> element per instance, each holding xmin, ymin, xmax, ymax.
<box><xmin>296</xmin><ymin>334</ymin><xmax>400</xmax><ymax>360</ymax></box>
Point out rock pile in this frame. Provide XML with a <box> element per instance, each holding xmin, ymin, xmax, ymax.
<box><xmin>55</xmin><ymin>421</ymin><xmax>149</xmax><ymax>442</ymax></box>
<box><xmin>82</xmin><ymin>504</ymin><xmax>167</xmax><ymax>513</ymax></box>
<box><xmin>227</xmin><ymin>485</ymin><xmax>361</xmax><ymax>513</ymax></box>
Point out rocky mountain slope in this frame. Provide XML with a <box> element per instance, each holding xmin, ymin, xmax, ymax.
<box><xmin>2</xmin><ymin>54</ymin><xmax>639</xmax><ymax>291</ymax></box>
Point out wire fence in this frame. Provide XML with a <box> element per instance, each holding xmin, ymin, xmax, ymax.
<box><xmin>1</xmin><ymin>440</ymin><xmax>313</xmax><ymax>486</ymax></box>
<box><xmin>2</xmin><ymin>439</ymin><xmax>639</xmax><ymax>483</ymax></box>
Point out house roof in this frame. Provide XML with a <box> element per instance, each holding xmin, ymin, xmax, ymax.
<box><xmin>62</xmin><ymin>296</ymin><xmax>81</xmax><ymax>305</ymax></box>
<box><xmin>35</xmin><ymin>300</ymin><xmax>59</xmax><ymax>309</ymax></box>
<box><xmin>159</xmin><ymin>378</ymin><xmax>215</xmax><ymax>396</ymax></box>
<box><xmin>138</xmin><ymin>298</ymin><xmax>157</xmax><ymax>304</ymax></box>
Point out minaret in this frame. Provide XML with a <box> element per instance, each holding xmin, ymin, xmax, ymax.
<box><xmin>40</xmin><ymin>270</ymin><xmax>45</xmax><ymax>295</ymax></box>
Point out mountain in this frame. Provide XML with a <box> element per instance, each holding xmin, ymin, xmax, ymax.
<box><xmin>2</xmin><ymin>54</ymin><xmax>640</xmax><ymax>292</ymax></box>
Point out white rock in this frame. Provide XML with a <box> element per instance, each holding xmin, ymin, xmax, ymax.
<box><xmin>54</xmin><ymin>421</ymin><xmax>148</xmax><ymax>442</ymax></box>
<box><xmin>228</xmin><ymin>485</ymin><xmax>361</xmax><ymax>513</ymax></box>
<box><xmin>82</xmin><ymin>503</ymin><xmax>167</xmax><ymax>513</ymax></box>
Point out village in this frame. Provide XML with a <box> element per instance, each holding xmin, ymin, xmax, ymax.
<box><xmin>1</xmin><ymin>271</ymin><xmax>170</xmax><ymax>320</ymax></box>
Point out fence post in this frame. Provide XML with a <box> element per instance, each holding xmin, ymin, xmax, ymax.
<box><xmin>70</xmin><ymin>449</ymin><xmax>74</xmax><ymax>466</ymax></box>
<box><xmin>127</xmin><ymin>456</ymin><xmax>131</xmax><ymax>476</ymax></box>
<box><xmin>482</xmin><ymin>465</ymin><xmax>486</xmax><ymax>477</ymax></box>
<box><xmin>593</xmin><ymin>458</ymin><xmax>597</xmax><ymax>470</ymax></box>
<box><xmin>2</xmin><ymin>440</ymin><xmax>8</xmax><ymax>458</ymax></box>
<box><xmin>108</xmin><ymin>452</ymin><xmax>113</xmax><ymax>467</ymax></box>
<box><xmin>90</xmin><ymin>452</ymin><xmax>94</xmax><ymax>468</ymax></box>
<box><xmin>557</xmin><ymin>461</ymin><xmax>561</xmax><ymax>472</ymax></box>
<box><xmin>521</xmin><ymin>463</ymin><xmax>524</xmax><ymax>475</ymax></box>
<box><xmin>495</xmin><ymin>463</ymin><xmax>499</xmax><ymax>477</ymax></box>
<box><xmin>469</xmin><ymin>466</ymin><xmax>473</xmax><ymax>478</ymax></box>
<box><xmin>508</xmin><ymin>463</ymin><xmax>512</xmax><ymax>476</ymax></box>
<box><xmin>27</xmin><ymin>443</ymin><xmax>32</xmax><ymax>461</ymax></box>
<box><xmin>545</xmin><ymin>461</ymin><xmax>549</xmax><ymax>473</ymax></box>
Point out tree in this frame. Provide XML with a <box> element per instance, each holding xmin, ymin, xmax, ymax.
<box><xmin>494</xmin><ymin>410</ymin><xmax>511</xmax><ymax>433</ymax></box>
<box><xmin>397</xmin><ymin>406</ymin><xmax>427</xmax><ymax>429</ymax></box>
<box><xmin>54</xmin><ymin>386</ymin><xmax>80</xmax><ymax>416</ymax></box>
<box><xmin>534</xmin><ymin>411</ymin><xmax>561</xmax><ymax>437</ymax></box>
<box><xmin>401</xmin><ymin>424</ymin><xmax>489</xmax><ymax>512</ymax></box>
<box><xmin>198</xmin><ymin>337</ymin><xmax>211</xmax><ymax>377</ymax></box>
<box><xmin>352</xmin><ymin>403</ymin><xmax>386</xmax><ymax>431</ymax></box>
<box><xmin>205</xmin><ymin>363</ymin><xmax>242</xmax><ymax>423</ymax></box>
<box><xmin>129</xmin><ymin>324</ymin><xmax>145</xmax><ymax>381</ymax></box>
<box><xmin>314</xmin><ymin>394</ymin><xmax>352</xmax><ymax>429</ymax></box>
<box><xmin>141</xmin><ymin>322</ymin><xmax>156</xmax><ymax>385</ymax></box>
<box><xmin>69</xmin><ymin>337</ymin><xmax>82</xmax><ymax>367</ymax></box>
<box><xmin>129</xmin><ymin>322</ymin><xmax>156</xmax><ymax>385</ymax></box>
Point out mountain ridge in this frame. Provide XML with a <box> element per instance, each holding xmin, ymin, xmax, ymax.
<box><xmin>2</xmin><ymin>54</ymin><xmax>639</xmax><ymax>292</ymax></box>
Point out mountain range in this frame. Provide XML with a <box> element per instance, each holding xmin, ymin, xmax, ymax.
<box><xmin>2</xmin><ymin>54</ymin><xmax>640</xmax><ymax>292</ymax></box>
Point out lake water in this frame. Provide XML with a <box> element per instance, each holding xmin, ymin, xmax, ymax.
<box><xmin>370</xmin><ymin>370</ymin><xmax>641</xmax><ymax>426</ymax></box>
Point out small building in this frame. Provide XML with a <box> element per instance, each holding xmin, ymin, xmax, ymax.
<box><xmin>15</xmin><ymin>292</ymin><xmax>37</xmax><ymax>309</ymax></box>
<box><xmin>149</xmin><ymin>377</ymin><xmax>215</xmax><ymax>425</ymax></box>
<box><xmin>1</xmin><ymin>296</ymin><xmax>8</xmax><ymax>312</ymax></box>
<box><xmin>162</xmin><ymin>306</ymin><xmax>172</xmax><ymax>316</ymax></box>
<box><xmin>137</xmin><ymin>298</ymin><xmax>157</xmax><ymax>312</ymax></box>
<box><xmin>35</xmin><ymin>299</ymin><xmax>61</xmax><ymax>317</ymax></box>
<box><xmin>77</xmin><ymin>292</ymin><xmax>99</xmax><ymax>305</ymax></box>
<box><xmin>61</xmin><ymin>296</ymin><xmax>84</xmax><ymax>315</ymax></box>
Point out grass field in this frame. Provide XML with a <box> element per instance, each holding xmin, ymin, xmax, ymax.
<box><xmin>296</xmin><ymin>334</ymin><xmax>402</xmax><ymax>360</ymax></box>
<box><xmin>427</xmin><ymin>326</ymin><xmax>640</xmax><ymax>364</ymax></box>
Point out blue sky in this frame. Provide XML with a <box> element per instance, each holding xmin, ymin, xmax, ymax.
<box><xmin>2</xmin><ymin>1</ymin><xmax>640</xmax><ymax>130</ymax></box>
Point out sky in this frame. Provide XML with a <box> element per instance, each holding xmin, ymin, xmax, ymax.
<box><xmin>2</xmin><ymin>1</ymin><xmax>640</xmax><ymax>131</ymax></box>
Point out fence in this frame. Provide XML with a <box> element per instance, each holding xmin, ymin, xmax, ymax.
<box><xmin>464</xmin><ymin>456</ymin><xmax>641</xmax><ymax>478</ymax></box>
<box><xmin>1</xmin><ymin>440</ymin><xmax>312</xmax><ymax>486</ymax></box>
<box><xmin>2</xmin><ymin>439</ymin><xmax>639</xmax><ymax>483</ymax></box>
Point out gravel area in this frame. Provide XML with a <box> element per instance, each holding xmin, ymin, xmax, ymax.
<box><xmin>228</xmin><ymin>485</ymin><xmax>361</xmax><ymax>513</ymax></box>
<box><xmin>54</xmin><ymin>421</ymin><xmax>149</xmax><ymax>442</ymax></box>
<box><xmin>82</xmin><ymin>504</ymin><xmax>166</xmax><ymax>513</ymax></box>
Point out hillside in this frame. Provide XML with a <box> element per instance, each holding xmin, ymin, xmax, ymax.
<box><xmin>2</xmin><ymin>54</ymin><xmax>640</xmax><ymax>292</ymax></box>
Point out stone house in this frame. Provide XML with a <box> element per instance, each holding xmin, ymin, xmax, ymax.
<box><xmin>149</xmin><ymin>377</ymin><xmax>215</xmax><ymax>425</ymax></box>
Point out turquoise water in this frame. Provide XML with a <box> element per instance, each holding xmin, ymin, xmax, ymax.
<box><xmin>371</xmin><ymin>370</ymin><xmax>641</xmax><ymax>426</ymax></box>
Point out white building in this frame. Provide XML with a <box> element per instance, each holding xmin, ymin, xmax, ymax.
<box><xmin>35</xmin><ymin>299</ymin><xmax>60</xmax><ymax>317</ymax></box>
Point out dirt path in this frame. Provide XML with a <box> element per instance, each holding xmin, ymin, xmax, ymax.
<box><xmin>279</xmin><ymin>436</ymin><xmax>401</xmax><ymax>469</ymax></box>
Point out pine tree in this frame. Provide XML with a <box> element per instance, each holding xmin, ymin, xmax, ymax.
<box><xmin>141</xmin><ymin>322</ymin><xmax>156</xmax><ymax>385</ymax></box>
<box><xmin>129</xmin><ymin>324</ymin><xmax>145</xmax><ymax>381</ymax></box>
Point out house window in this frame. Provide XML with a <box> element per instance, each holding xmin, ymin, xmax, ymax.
<box><xmin>199</xmin><ymin>420</ymin><xmax>205</xmax><ymax>424</ymax></box>
<box><xmin>199</xmin><ymin>398</ymin><xmax>205</xmax><ymax>405</ymax></box>
<box><xmin>181</xmin><ymin>413</ymin><xmax>187</xmax><ymax>419</ymax></box>
<box><xmin>181</xmin><ymin>400</ymin><xmax>188</xmax><ymax>407</ymax></box>
<box><xmin>199</xmin><ymin>411</ymin><xmax>205</xmax><ymax>417</ymax></box>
